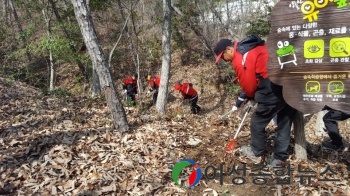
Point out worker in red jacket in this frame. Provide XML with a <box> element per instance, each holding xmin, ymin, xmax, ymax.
<box><xmin>214</xmin><ymin>35</ymin><xmax>297</xmax><ymax>168</ymax></box>
<box><xmin>174</xmin><ymin>82</ymin><xmax>201</xmax><ymax>114</ymax></box>
<box><xmin>147</xmin><ymin>75</ymin><xmax>161</xmax><ymax>105</ymax></box>
<box><xmin>122</xmin><ymin>73</ymin><xmax>138</xmax><ymax>105</ymax></box>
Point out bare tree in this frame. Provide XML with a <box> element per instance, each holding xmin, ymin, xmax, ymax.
<box><xmin>116</xmin><ymin>0</ymin><xmax>143</xmax><ymax>101</ymax></box>
<box><xmin>71</xmin><ymin>0</ymin><xmax>128</xmax><ymax>132</ymax></box>
<box><xmin>2</xmin><ymin>0</ymin><xmax>8</xmax><ymax>25</ymax></box>
<box><xmin>156</xmin><ymin>0</ymin><xmax>172</xmax><ymax>114</ymax></box>
<box><xmin>8</xmin><ymin>0</ymin><xmax>31</xmax><ymax>61</ymax></box>
<box><xmin>42</xmin><ymin>3</ymin><xmax>55</xmax><ymax>91</ymax></box>
<box><xmin>48</xmin><ymin>0</ymin><xmax>90</xmax><ymax>83</ymax></box>
<box><xmin>172</xmin><ymin>4</ymin><xmax>213</xmax><ymax>52</ymax></box>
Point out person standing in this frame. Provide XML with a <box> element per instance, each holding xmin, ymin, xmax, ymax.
<box><xmin>214</xmin><ymin>35</ymin><xmax>297</xmax><ymax>167</ymax></box>
<box><xmin>174</xmin><ymin>82</ymin><xmax>201</xmax><ymax>114</ymax></box>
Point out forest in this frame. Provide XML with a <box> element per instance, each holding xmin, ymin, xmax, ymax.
<box><xmin>0</xmin><ymin>0</ymin><xmax>349</xmax><ymax>195</ymax></box>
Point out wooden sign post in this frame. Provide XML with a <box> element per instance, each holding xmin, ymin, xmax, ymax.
<box><xmin>267</xmin><ymin>0</ymin><xmax>350</xmax><ymax>114</ymax></box>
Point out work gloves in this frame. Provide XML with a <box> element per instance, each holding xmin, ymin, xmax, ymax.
<box><xmin>147</xmin><ymin>88</ymin><xmax>154</xmax><ymax>94</ymax></box>
<box><xmin>122</xmin><ymin>89</ymin><xmax>127</xmax><ymax>95</ymax></box>
<box><xmin>235</xmin><ymin>91</ymin><xmax>248</xmax><ymax>108</ymax></box>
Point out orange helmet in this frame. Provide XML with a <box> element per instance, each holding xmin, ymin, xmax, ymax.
<box><xmin>174</xmin><ymin>83</ymin><xmax>182</xmax><ymax>90</ymax></box>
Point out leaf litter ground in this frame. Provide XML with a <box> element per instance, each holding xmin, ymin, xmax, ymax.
<box><xmin>0</xmin><ymin>77</ymin><xmax>350</xmax><ymax>195</ymax></box>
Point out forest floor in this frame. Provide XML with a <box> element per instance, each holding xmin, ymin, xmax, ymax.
<box><xmin>0</xmin><ymin>60</ymin><xmax>350</xmax><ymax>195</ymax></box>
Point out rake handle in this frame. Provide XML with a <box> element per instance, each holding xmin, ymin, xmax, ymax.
<box><xmin>225</xmin><ymin>105</ymin><xmax>252</xmax><ymax>153</ymax></box>
<box><xmin>233</xmin><ymin>105</ymin><xmax>252</xmax><ymax>139</ymax></box>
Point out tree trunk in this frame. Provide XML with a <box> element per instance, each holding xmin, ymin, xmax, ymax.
<box><xmin>293</xmin><ymin>111</ymin><xmax>307</xmax><ymax>160</ymax></box>
<box><xmin>172</xmin><ymin>4</ymin><xmax>217</xmax><ymax>56</ymax></box>
<box><xmin>91</xmin><ymin>66</ymin><xmax>101</xmax><ymax>96</ymax></box>
<box><xmin>49</xmin><ymin>0</ymin><xmax>89</xmax><ymax>81</ymax></box>
<box><xmin>2</xmin><ymin>0</ymin><xmax>8</xmax><ymax>25</ymax></box>
<box><xmin>116</xmin><ymin>0</ymin><xmax>142</xmax><ymax>98</ymax></box>
<box><xmin>9</xmin><ymin>0</ymin><xmax>31</xmax><ymax>61</ymax></box>
<box><xmin>203</xmin><ymin>1</ymin><xmax>237</xmax><ymax>41</ymax></box>
<box><xmin>108</xmin><ymin>16</ymin><xmax>130</xmax><ymax>67</ymax></box>
<box><xmin>48</xmin><ymin>0</ymin><xmax>70</xmax><ymax>39</ymax></box>
<box><xmin>71</xmin><ymin>0</ymin><xmax>128</xmax><ymax>132</ymax></box>
<box><xmin>49</xmin><ymin>49</ymin><xmax>54</xmax><ymax>91</ymax></box>
<box><xmin>156</xmin><ymin>0</ymin><xmax>172</xmax><ymax>114</ymax></box>
<box><xmin>42</xmin><ymin>7</ymin><xmax>55</xmax><ymax>92</ymax></box>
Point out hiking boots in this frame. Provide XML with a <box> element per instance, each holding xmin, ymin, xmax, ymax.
<box><xmin>195</xmin><ymin>106</ymin><xmax>201</xmax><ymax>114</ymax></box>
<box><xmin>321</xmin><ymin>141</ymin><xmax>345</xmax><ymax>152</ymax></box>
<box><xmin>240</xmin><ymin>145</ymin><xmax>265</xmax><ymax>164</ymax></box>
<box><xmin>269</xmin><ymin>158</ymin><xmax>286</xmax><ymax>169</ymax></box>
<box><xmin>191</xmin><ymin>106</ymin><xmax>201</xmax><ymax>114</ymax></box>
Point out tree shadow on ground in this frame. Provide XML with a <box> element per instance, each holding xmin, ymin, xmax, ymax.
<box><xmin>0</xmin><ymin>127</ymin><xmax>118</xmax><ymax>194</ymax></box>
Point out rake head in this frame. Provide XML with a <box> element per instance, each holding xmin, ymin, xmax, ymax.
<box><xmin>224</xmin><ymin>138</ymin><xmax>236</xmax><ymax>156</ymax></box>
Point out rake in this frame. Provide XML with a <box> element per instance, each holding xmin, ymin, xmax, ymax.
<box><xmin>219</xmin><ymin>105</ymin><xmax>238</xmax><ymax>119</ymax></box>
<box><xmin>224</xmin><ymin>104</ymin><xmax>253</xmax><ymax>155</ymax></box>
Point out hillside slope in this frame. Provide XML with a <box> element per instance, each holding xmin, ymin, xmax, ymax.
<box><xmin>1</xmin><ymin>63</ymin><xmax>350</xmax><ymax>196</ymax></box>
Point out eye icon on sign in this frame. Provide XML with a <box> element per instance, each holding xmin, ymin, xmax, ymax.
<box><xmin>307</xmin><ymin>45</ymin><xmax>321</xmax><ymax>53</ymax></box>
<box><xmin>304</xmin><ymin>39</ymin><xmax>324</xmax><ymax>58</ymax></box>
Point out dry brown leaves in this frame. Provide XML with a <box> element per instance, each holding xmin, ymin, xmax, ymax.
<box><xmin>0</xmin><ymin>77</ymin><xmax>349</xmax><ymax>195</ymax></box>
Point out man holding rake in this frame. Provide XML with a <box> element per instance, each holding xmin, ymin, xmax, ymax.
<box><xmin>214</xmin><ymin>35</ymin><xmax>297</xmax><ymax>168</ymax></box>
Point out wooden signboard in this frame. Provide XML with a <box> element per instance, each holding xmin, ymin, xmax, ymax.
<box><xmin>267</xmin><ymin>0</ymin><xmax>350</xmax><ymax>114</ymax></box>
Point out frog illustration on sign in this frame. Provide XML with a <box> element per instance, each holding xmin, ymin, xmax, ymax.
<box><xmin>276</xmin><ymin>40</ymin><xmax>298</xmax><ymax>69</ymax></box>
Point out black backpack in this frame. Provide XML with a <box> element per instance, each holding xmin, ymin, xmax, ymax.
<box><xmin>236</xmin><ymin>35</ymin><xmax>265</xmax><ymax>55</ymax></box>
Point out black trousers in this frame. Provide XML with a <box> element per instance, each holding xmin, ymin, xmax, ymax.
<box><xmin>152</xmin><ymin>90</ymin><xmax>158</xmax><ymax>105</ymax></box>
<box><xmin>189</xmin><ymin>96</ymin><xmax>200</xmax><ymax>114</ymax></box>
<box><xmin>323</xmin><ymin>109</ymin><xmax>350</xmax><ymax>146</ymax></box>
<box><xmin>250</xmin><ymin>77</ymin><xmax>297</xmax><ymax>161</ymax></box>
<box><xmin>126</xmin><ymin>93</ymin><xmax>136</xmax><ymax>105</ymax></box>
<box><xmin>250</xmin><ymin>102</ymin><xmax>296</xmax><ymax>161</ymax></box>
